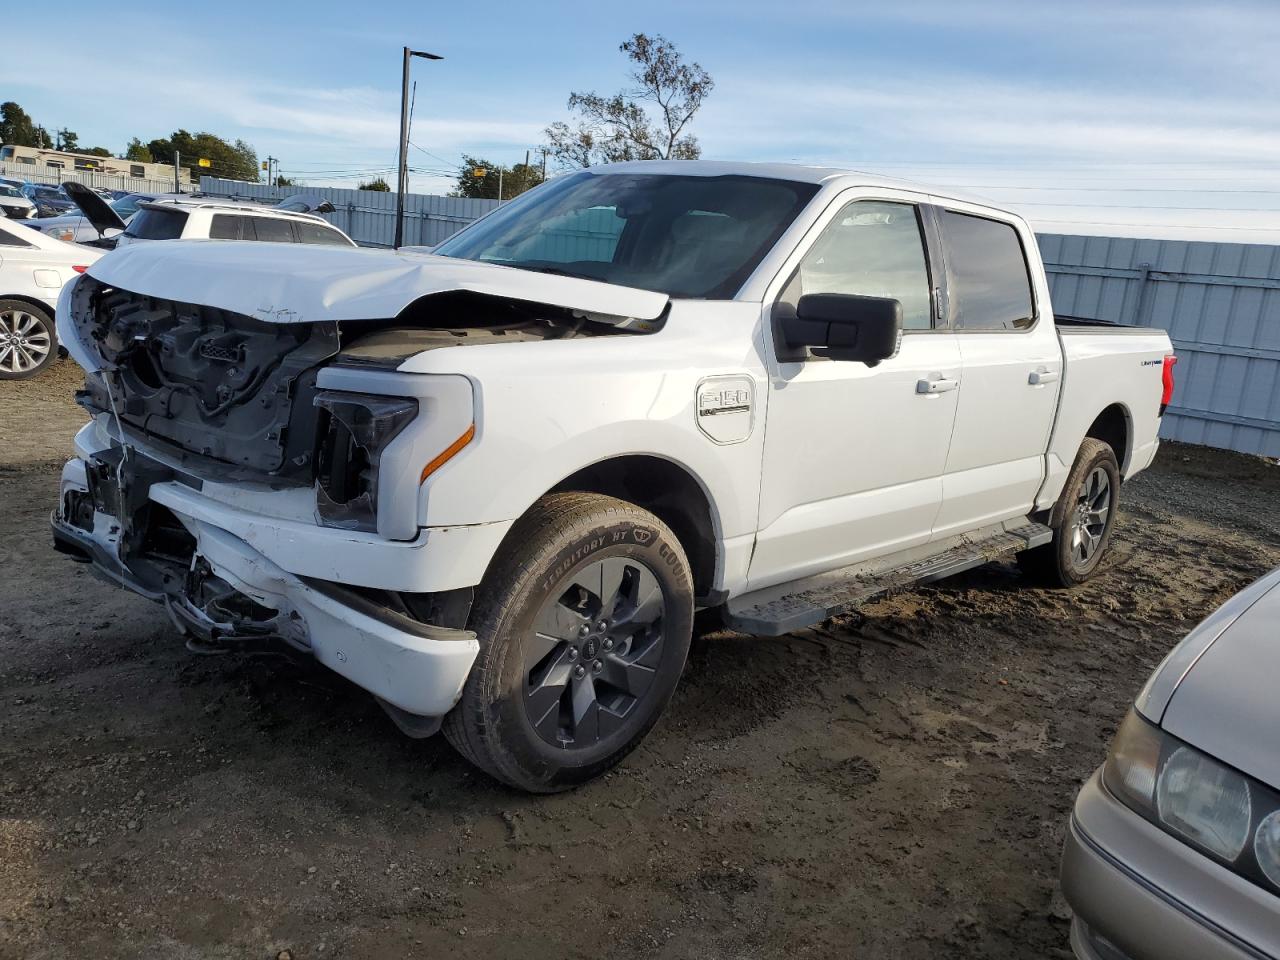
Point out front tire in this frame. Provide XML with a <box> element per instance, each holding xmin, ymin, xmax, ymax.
<box><xmin>443</xmin><ymin>493</ymin><xmax>694</xmax><ymax>793</ymax></box>
<box><xmin>0</xmin><ymin>300</ymin><xmax>57</xmax><ymax>380</ymax></box>
<box><xmin>1018</xmin><ymin>437</ymin><xmax>1120</xmax><ymax>587</ymax></box>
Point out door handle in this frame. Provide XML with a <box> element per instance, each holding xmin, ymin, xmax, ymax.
<box><xmin>1028</xmin><ymin>367</ymin><xmax>1059</xmax><ymax>385</ymax></box>
<box><xmin>916</xmin><ymin>376</ymin><xmax>959</xmax><ymax>395</ymax></box>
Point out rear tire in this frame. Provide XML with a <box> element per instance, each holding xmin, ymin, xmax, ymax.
<box><xmin>1018</xmin><ymin>437</ymin><xmax>1120</xmax><ymax>587</ymax></box>
<box><xmin>0</xmin><ymin>300</ymin><xmax>57</xmax><ymax>380</ymax></box>
<box><xmin>443</xmin><ymin>492</ymin><xmax>694</xmax><ymax>793</ymax></box>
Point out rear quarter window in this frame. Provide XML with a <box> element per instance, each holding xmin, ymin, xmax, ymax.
<box><xmin>294</xmin><ymin>220</ymin><xmax>351</xmax><ymax>246</ymax></box>
<box><xmin>0</xmin><ymin>228</ymin><xmax>33</xmax><ymax>247</ymax></box>
<box><xmin>940</xmin><ymin>211</ymin><xmax>1035</xmax><ymax>331</ymax></box>
<box><xmin>124</xmin><ymin>208</ymin><xmax>188</xmax><ymax>241</ymax></box>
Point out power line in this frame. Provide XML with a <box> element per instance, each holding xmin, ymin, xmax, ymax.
<box><xmin>1032</xmin><ymin>217</ymin><xmax>1280</xmax><ymax>232</ymax></box>
<box><xmin>952</xmin><ymin>184</ymin><xmax>1280</xmax><ymax>195</ymax></box>
<box><xmin>1008</xmin><ymin>200</ymin><xmax>1280</xmax><ymax>212</ymax></box>
<box><xmin>844</xmin><ymin>158</ymin><xmax>1280</xmax><ymax>167</ymax></box>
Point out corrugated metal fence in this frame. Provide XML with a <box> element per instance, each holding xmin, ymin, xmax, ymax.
<box><xmin>198</xmin><ymin>177</ymin><xmax>497</xmax><ymax>248</ymax></box>
<box><xmin>1038</xmin><ymin>233</ymin><xmax>1280</xmax><ymax>458</ymax></box>
<box><xmin>0</xmin><ymin>161</ymin><xmax>183</xmax><ymax>196</ymax></box>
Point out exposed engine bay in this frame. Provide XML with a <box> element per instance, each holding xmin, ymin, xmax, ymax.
<box><xmin>68</xmin><ymin>278</ymin><xmax>635</xmax><ymax>483</ymax></box>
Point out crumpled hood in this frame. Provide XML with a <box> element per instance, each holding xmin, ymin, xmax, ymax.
<box><xmin>84</xmin><ymin>240</ymin><xmax>670</xmax><ymax>325</ymax></box>
<box><xmin>1159</xmin><ymin>572</ymin><xmax>1280</xmax><ymax>788</ymax></box>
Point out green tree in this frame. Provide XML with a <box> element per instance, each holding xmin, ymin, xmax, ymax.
<box><xmin>124</xmin><ymin>138</ymin><xmax>153</xmax><ymax>163</ymax></box>
<box><xmin>451</xmin><ymin>155</ymin><xmax>544</xmax><ymax>200</ymax></box>
<box><xmin>358</xmin><ymin>177</ymin><xmax>391</xmax><ymax>192</ymax></box>
<box><xmin>84</xmin><ymin>146</ymin><xmax>111</xmax><ymax>158</ymax></box>
<box><xmin>0</xmin><ymin>102</ymin><xmax>42</xmax><ymax>147</ymax></box>
<box><xmin>275</xmin><ymin>175</ymin><xmax>295</xmax><ymax>187</ymax></box>
<box><xmin>544</xmin><ymin>33</ymin><xmax>713</xmax><ymax>168</ymax></box>
<box><xmin>55</xmin><ymin>128</ymin><xmax>79</xmax><ymax>152</ymax></box>
<box><xmin>147</xmin><ymin>130</ymin><xmax>260</xmax><ymax>182</ymax></box>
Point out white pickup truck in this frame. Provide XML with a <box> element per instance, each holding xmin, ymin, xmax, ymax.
<box><xmin>51</xmin><ymin>161</ymin><xmax>1175</xmax><ymax>792</ymax></box>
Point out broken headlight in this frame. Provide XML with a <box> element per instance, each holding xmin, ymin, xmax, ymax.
<box><xmin>313</xmin><ymin>390</ymin><xmax>418</xmax><ymax>534</ymax></box>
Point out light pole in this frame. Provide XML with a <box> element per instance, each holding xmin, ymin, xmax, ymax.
<box><xmin>394</xmin><ymin>46</ymin><xmax>442</xmax><ymax>248</ymax></box>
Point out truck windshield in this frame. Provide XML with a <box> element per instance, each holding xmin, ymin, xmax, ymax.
<box><xmin>433</xmin><ymin>171</ymin><xmax>819</xmax><ymax>299</ymax></box>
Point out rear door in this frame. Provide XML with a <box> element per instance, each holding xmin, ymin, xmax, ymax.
<box><xmin>929</xmin><ymin>205</ymin><xmax>1062</xmax><ymax>538</ymax></box>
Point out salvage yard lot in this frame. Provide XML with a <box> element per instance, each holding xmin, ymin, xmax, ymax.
<box><xmin>3</xmin><ymin>363</ymin><xmax>1279</xmax><ymax>960</ymax></box>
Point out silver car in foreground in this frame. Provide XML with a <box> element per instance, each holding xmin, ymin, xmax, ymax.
<box><xmin>1062</xmin><ymin>568</ymin><xmax>1280</xmax><ymax>959</ymax></box>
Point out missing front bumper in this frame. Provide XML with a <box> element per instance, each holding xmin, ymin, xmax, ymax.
<box><xmin>52</xmin><ymin>453</ymin><xmax>480</xmax><ymax>723</ymax></box>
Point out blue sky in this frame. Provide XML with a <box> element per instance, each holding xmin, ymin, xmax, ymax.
<box><xmin>5</xmin><ymin>0</ymin><xmax>1279</xmax><ymax>240</ymax></box>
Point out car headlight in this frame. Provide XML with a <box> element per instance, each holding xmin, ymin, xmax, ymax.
<box><xmin>1254</xmin><ymin>811</ymin><xmax>1280</xmax><ymax>888</ymax></box>
<box><xmin>1156</xmin><ymin>746</ymin><xmax>1252</xmax><ymax>860</ymax></box>
<box><xmin>1103</xmin><ymin>709</ymin><xmax>1280</xmax><ymax>891</ymax></box>
<box><xmin>313</xmin><ymin>390</ymin><xmax>417</xmax><ymax>534</ymax></box>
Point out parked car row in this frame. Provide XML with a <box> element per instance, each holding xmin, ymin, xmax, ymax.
<box><xmin>0</xmin><ymin>181</ymin><xmax>354</xmax><ymax>378</ymax></box>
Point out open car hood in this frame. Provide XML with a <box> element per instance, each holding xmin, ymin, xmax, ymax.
<box><xmin>63</xmin><ymin>181</ymin><xmax>127</xmax><ymax>236</ymax></box>
<box><xmin>84</xmin><ymin>241</ymin><xmax>670</xmax><ymax>327</ymax></box>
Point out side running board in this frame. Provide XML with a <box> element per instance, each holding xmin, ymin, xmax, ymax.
<box><xmin>724</xmin><ymin>523</ymin><xmax>1053</xmax><ymax>637</ymax></box>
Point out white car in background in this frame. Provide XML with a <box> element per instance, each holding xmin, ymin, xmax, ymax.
<box><xmin>0</xmin><ymin>182</ymin><xmax>37</xmax><ymax>220</ymax></box>
<box><xmin>0</xmin><ymin>217</ymin><xmax>101</xmax><ymax>379</ymax></box>
<box><xmin>113</xmin><ymin>200</ymin><xmax>355</xmax><ymax>248</ymax></box>
<box><xmin>25</xmin><ymin>190</ymin><xmax>168</xmax><ymax>244</ymax></box>
<box><xmin>55</xmin><ymin>184</ymin><xmax>355</xmax><ymax>249</ymax></box>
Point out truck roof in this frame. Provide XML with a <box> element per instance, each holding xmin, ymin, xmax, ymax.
<box><xmin>590</xmin><ymin>160</ymin><xmax>995</xmax><ymax>208</ymax></box>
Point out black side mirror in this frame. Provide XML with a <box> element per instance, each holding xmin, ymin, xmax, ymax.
<box><xmin>778</xmin><ymin>293</ymin><xmax>902</xmax><ymax>364</ymax></box>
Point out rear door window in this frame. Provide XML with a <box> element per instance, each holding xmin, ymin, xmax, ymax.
<box><xmin>208</xmin><ymin>214</ymin><xmax>243</xmax><ymax>240</ymax></box>
<box><xmin>123</xmin><ymin>208</ymin><xmax>188</xmax><ymax>240</ymax></box>
<box><xmin>939</xmin><ymin>211</ymin><xmax>1034</xmax><ymax>331</ymax></box>
<box><xmin>252</xmin><ymin>217</ymin><xmax>295</xmax><ymax>243</ymax></box>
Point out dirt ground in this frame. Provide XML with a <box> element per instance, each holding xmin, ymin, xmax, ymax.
<box><xmin>3</xmin><ymin>360</ymin><xmax>1279</xmax><ymax>960</ymax></box>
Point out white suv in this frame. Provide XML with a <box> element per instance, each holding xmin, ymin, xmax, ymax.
<box><xmin>115</xmin><ymin>200</ymin><xmax>355</xmax><ymax>248</ymax></box>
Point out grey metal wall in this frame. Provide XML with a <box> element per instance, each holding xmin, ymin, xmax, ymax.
<box><xmin>198</xmin><ymin>177</ymin><xmax>497</xmax><ymax>248</ymax></box>
<box><xmin>1037</xmin><ymin>233</ymin><xmax>1280</xmax><ymax>458</ymax></box>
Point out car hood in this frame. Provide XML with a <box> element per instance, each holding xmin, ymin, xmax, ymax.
<box><xmin>0</xmin><ymin>194</ymin><xmax>33</xmax><ymax>207</ymax></box>
<box><xmin>64</xmin><ymin>181</ymin><xmax>127</xmax><ymax>235</ymax></box>
<box><xmin>1158</xmin><ymin>571</ymin><xmax>1280</xmax><ymax>788</ymax></box>
<box><xmin>84</xmin><ymin>241</ymin><xmax>670</xmax><ymax>326</ymax></box>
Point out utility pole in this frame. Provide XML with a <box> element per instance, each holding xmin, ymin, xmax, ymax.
<box><xmin>394</xmin><ymin>46</ymin><xmax>443</xmax><ymax>248</ymax></box>
<box><xmin>174</xmin><ymin>150</ymin><xmax>181</xmax><ymax>194</ymax></box>
<box><xmin>265</xmin><ymin>155</ymin><xmax>279</xmax><ymax>189</ymax></box>
<box><xmin>540</xmin><ymin>147</ymin><xmax>548</xmax><ymax>182</ymax></box>
<box><xmin>497</xmin><ymin>167</ymin><xmax>503</xmax><ymax>204</ymax></box>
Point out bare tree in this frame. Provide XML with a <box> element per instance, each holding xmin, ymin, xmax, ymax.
<box><xmin>545</xmin><ymin>33</ymin><xmax>714</xmax><ymax>169</ymax></box>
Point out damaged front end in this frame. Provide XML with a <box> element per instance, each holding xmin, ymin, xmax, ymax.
<box><xmin>52</xmin><ymin>257</ymin><xmax>665</xmax><ymax>731</ymax></box>
<box><xmin>69</xmin><ymin>275</ymin><xmax>340</xmax><ymax>478</ymax></box>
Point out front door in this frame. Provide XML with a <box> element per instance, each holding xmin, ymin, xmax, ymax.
<box><xmin>748</xmin><ymin>197</ymin><xmax>961</xmax><ymax>592</ymax></box>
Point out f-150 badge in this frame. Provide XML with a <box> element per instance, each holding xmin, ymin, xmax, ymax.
<box><xmin>696</xmin><ymin>376</ymin><xmax>754</xmax><ymax>444</ymax></box>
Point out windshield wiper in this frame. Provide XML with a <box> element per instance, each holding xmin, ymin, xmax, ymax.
<box><xmin>508</xmin><ymin>264</ymin><xmax>583</xmax><ymax>279</ymax></box>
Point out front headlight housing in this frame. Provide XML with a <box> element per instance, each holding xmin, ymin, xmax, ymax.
<box><xmin>1103</xmin><ymin>709</ymin><xmax>1280</xmax><ymax>892</ymax></box>
<box><xmin>313</xmin><ymin>390</ymin><xmax>417</xmax><ymax>534</ymax></box>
